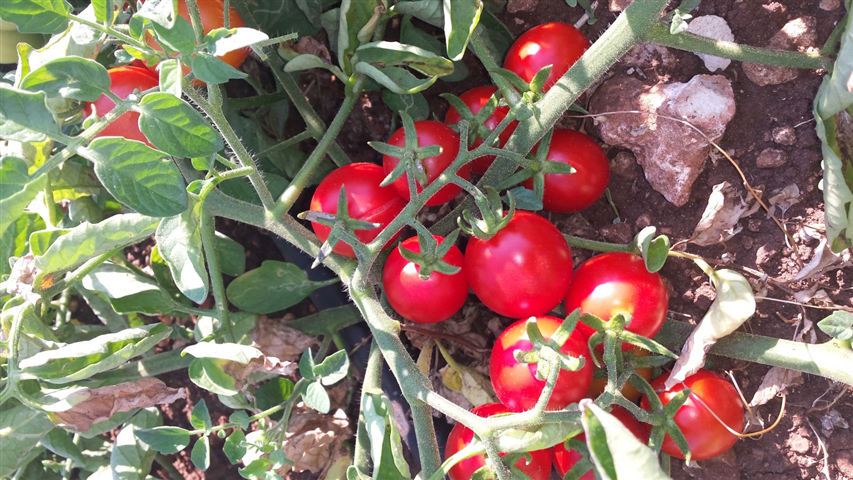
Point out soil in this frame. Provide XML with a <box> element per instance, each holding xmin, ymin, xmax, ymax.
<box><xmin>129</xmin><ymin>0</ymin><xmax>852</xmax><ymax>479</ymax></box>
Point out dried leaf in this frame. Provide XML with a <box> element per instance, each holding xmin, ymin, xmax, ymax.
<box><xmin>1</xmin><ymin>254</ymin><xmax>41</xmax><ymax>303</ymax></box>
<box><xmin>767</xmin><ymin>183</ymin><xmax>801</xmax><ymax>216</ymax></box>
<box><xmin>41</xmin><ymin>378</ymin><xmax>185</xmax><ymax>432</ymax></box>
<box><xmin>665</xmin><ymin>269</ymin><xmax>756</xmax><ymax>390</ymax></box>
<box><xmin>278</xmin><ymin>407</ymin><xmax>351</xmax><ymax>475</ymax></box>
<box><xmin>749</xmin><ymin>366</ymin><xmax>803</xmax><ymax>407</ymax></box>
<box><xmin>251</xmin><ymin>314</ymin><xmax>319</xmax><ymax>363</ymax></box>
<box><xmin>221</xmin><ymin>355</ymin><xmax>297</xmax><ymax>390</ymax></box>
<box><xmin>184</xmin><ymin>342</ymin><xmax>297</xmax><ymax>390</ymax></box>
<box><xmin>293</xmin><ymin>36</ymin><xmax>332</xmax><ymax>65</ymax></box>
<box><xmin>792</xmin><ymin>238</ymin><xmax>852</xmax><ymax>281</ymax></box>
<box><xmin>690</xmin><ymin>182</ymin><xmax>752</xmax><ymax>246</ymax></box>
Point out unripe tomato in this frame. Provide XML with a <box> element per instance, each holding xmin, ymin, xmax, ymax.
<box><xmin>504</xmin><ymin>22</ymin><xmax>590</xmax><ymax>92</ymax></box>
<box><xmin>83</xmin><ymin>66</ymin><xmax>159</xmax><ymax>145</ymax></box>
<box><xmin>466</xmin><ymin>211</ymin><xmax>572</xmax><ymax>318</ymax></box>
<box><xmin>444</xmin><ymin>86</ymin><xmax>518</xmax><ymax>175</ymax></box>
<box><xmin>521</xmin><ymin>129</ymin><xmax>610</xmax><ymax>212</ymax></box>
<box><xmin>382</xmin><ymin>120</ymin><xmax>469</xmax><ymax>206</ymax></box>
<box><xmin>490</xmin><ymin>316</ymin><xmax>593</xmax><ymax>412</ymax></box>
<box><xmin>640</xmin><ymin>370</ymin><xmax>744</xmax><ymax>461</ymax></box>
<box><xmin>445</xmin><ymin>403</ymin><xmax>552</xmax><ymax>480</ymax></box>
<box><xmin>308</xmin><ymin>163</ymin><xmax>407</xmax><ymax>258</ymax></box>
<box><xmin>382</xmin><ymin>235</ymin><xmax>468</xmax><ymax>324</ymax></box>
<box><xmin>565</xmin><ymin>252</ymin><xmax>668</xmax><ymax>350</ymax></box>
<box><xmin>552</xmin><ymin>406</ymin><xmax>649</xmax><ymax>479</ymax></box>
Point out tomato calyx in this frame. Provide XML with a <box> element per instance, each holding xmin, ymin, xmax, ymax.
<box><xmin>371</xmin><ymin>111</ymin><xmax>444</xmax><ymax>194</ymax></box>
<box><xmin>397</xmin><ymin>226</ymin><xmax>463</xmax><ymax>280</ymax></box>
<box><xmin>641</xmin><ymin>385</ymin><xmax>695</xmax><ymax>461</ymax></box>
<box><xmin>581</xmin><ymin>312</ymin><xmax>678</xmax><ymax>363</ymax></box>
<box><xmin>458</xmin><ymin>186</ymin><xmax>516</xmax><ymax>240</ymax></box>
<box><xmin>512</xmin><ymin>313</ymin><xmax>587</xmax><ymax>381</ymax></box>
<box><xmin>496</xmin><ymin>129</ymin><xmax>576</xmax><ymax>200</ymax></box>
<box><xmin>441</xmin><ymin>91</ymin><xmax>503</xmax><ymax>146</ymax></box>
<box><xmin>298</xmin><ymin>186</ymin><xmax>382</xmax><ymax>265</ymax></box>
<box><xmin>489</xmin><ymin>65</ymin><xmax>553</xmax><ymax>121</ymax></box>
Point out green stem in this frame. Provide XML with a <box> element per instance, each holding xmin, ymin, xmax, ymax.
<box><xmin>564</xmin><ymin>235</ymin><xmax>631</xmax><ymax>253</ymax></box>
<box><xmin>643</xmin><ymin>23</ymin><xmax>833</xmax><ymax>70</ymax></box>
<box><xmin>481</xmin><ymin>435</ymin><xmax>511</xmax><ymax>480</ymax></box>
<box><xmin>43</xmin><ymin>177</ymin><xmax>59</xmax><ymax>227</ymax></box>
<box><xmin>199</xmin><ymin>211</ymin><xmax>233</xmax><ymax>342</ymax></box>
<box><xmin>427</xmin><ymin>441</ymin><xmax>485</xmax><ymax>480</ymax></box>
<box><xmin>189</xmin><ymin>380</ymin><xmax>307</xmax><ymax>435</ymax></box>
<box><xmin>255</xmin><ymin>129</ymin><xmax>312</xmax><ymax>160</ymax></box>
<box><xmin>39</xmin><ymin>248</ymin><xmax>121</xmax><ymax>298</ymax></box>
<box><xmin>183</xmin><ymin>0</ymin><xmax>207</xmax><ymax>44</ymax></box>
<box><xmin>227</xmin><ymin>90</ymin><xmax>290</xmax><ymax>109</ymax></box>
<box><xmin>353</xmin><ymin>341</ymin><xmax>383</xmax><ymax>475</ymax></box>
<box><xmin>67</xmin><ymin>13</ymin><xmax>148</xmax><ymax>50</ymax></box>
<box><xmin>0</xmin><ymin>303</ymin><xmax>33</xmax><ymax>407</ymax></box>
<box><xmin>154</xmin><ymin>453</ymin><xmax>184</xmax><ymax>480</ymax></box>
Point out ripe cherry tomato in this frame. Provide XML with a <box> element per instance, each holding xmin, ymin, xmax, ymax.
<box><xmin>83</xmin><ymin>66</ymin><xmax>159</xmax><ymax>145</ymax></box>
<box><xmin>504</xmin><ymin>22</ymin><xmax>590</xmax><ymax>92</ymax></box>
<box><xmin>565</xmin><ymin>252</ymin><xmax>668</xmax><ymax>350</ymax></box>
<box><xmin>521</xmin><ymin>129</ymin><xmax>610</xmax><ymax>212</ymax></box>
<box><xmin>490</xmin><ymin>316</ymin><xmax>592</xmax><ymax>412</ymax></box>
<box><xmin>309</xmin><ymin>163</ymin><xmax>407</xmax><ymax>258</ymax></box>
<box><xmin>466</xmin><ymin>211</ymin><xmax>572</xmax><ymax>318</ymax></box>
<box><xmin>552</xmin><ymin>406</ymin><xmax>649</xmax><ymax>479</ymax></box>
<box><xmin>145</xmin><ymin>0</ymin><xmax>249</xmax><ymax>80</ymax></box>
<box><xmin>640</xmin><ymin>370</ymin><xmax>744</xmax><ymax>461</ymax></box>
<box><xmin>586</xmin><ymin>349</ymin><xmax>653</xmax><ymax>402</ymax></box>
<box><xmin>382</xmin><ymin>235</ymin><xmax>468</xmax><ymax>324</ymax></box>
<box><xmin>382</xmin><ymin>120</ymin><xmax>468</xmax><ymax>206</ymax></box>
<box><xmin>444</xmin><ymin>86</ymin><xmax>518</xmax><ymax>175</ymax></box>
<box><xmin>445</xmin><ymin>403</ymin><xmax>552</xmax><ymax>480</ymax></box>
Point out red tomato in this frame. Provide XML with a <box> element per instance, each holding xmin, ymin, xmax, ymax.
<box><xmin>490</xmin><ymin>316</ymin><xmax>592</xmax><ymax>412</ymax></box>
<box><xmin>382</xmin><ymin>120</ymin><xmax>469</xmax><ymax>206</ymax></box>
<box><xmin>444</xmin><ymin>86</ymin><xmax>518</xmax><ymax>175</ymax></box>
<box><xmin>552</xmin><ymin>406</ymin><xmax>649</xmax><ymax>479</ymax></box>
<box><xmin>83</xmin><ymin>66</ymin><xmax>159</xmax><ymax>145</ymax></box>
<box><xmin>445</xmin><ymin>403</ymin><xmax>552</xmax><ymax>480</ymax></box>
<box><xmin>504</xmin><ymin>22</ymin><xmax>590</xmax><ymax>92</ymax></box>
<box><xmin>640</xmin><ymin>370</ymin><xmax>744</xmax><ymax>461</ymax></box>
<box><xmin>565</xmin><ymin>252</ymin><xmax>668</xmax><ymax>350</ymax></box>
<box><xmin>382</xmin><ymin>235</ymin><xmax>468</xmax><ymax>324</ymax></box>
<box><xmin>465</xmin><ymin>211</ymin><xmax>572</xmax><ymax>318</ymax></box>
<box><xmin>521</xmin><ymin>130</ymin><xmax>610</xmax><ymax>212</ymax></box>
<box><xmin>309</xmin><ymin>163</ymin><xmax>407</xmax><ymax>258</ymax></box>
<box><xmin>145</xmin><ymin>0</ymin><xmax>249</xmax><ymax>82</ymax></box>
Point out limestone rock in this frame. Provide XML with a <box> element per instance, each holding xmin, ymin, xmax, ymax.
<box><xmin>743</xmin><ymin>17</ymin><xmax>818</xmax><ymax>86</ymax></box>
<box><xmin>590</xmin><ymin>75</ymin><xmax>736</xmax><ymax>206</ymax></box>
<box><xmin>687</xmin><ymin>16</ymin><xmax>735</xmax><ymax>72</ymax></box>
<box><xmin>756</xmin><ymin>148</ymin><xmax>788</xmax><ymax>168</ymax></box>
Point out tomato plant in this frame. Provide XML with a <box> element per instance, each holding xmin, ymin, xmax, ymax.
<box><xmin>490</xmin><ymin>316</ymin><xmax>593</xmax><ymax>412</ymax></box>
<box><xmin>83</xmin><ymin>66</ymin><xmax>159</xmax><ymax>145</ymax></box>
<box><xmin>445</xmin><ymin>403</ymin><xmax>552</xmax><ymax>480</ymax></box>
<box><xmin>503</xmin><ymin>22</ymin><xmax>590</xmax><ymax>92</ymax></box>
<box><xmin>444</xmin><ymin>86</ymin><xmax>518</xmax><ymax>175</ymax></box>
<box><xmin>521</xmin><ymin>129</ymin><xmax>610</xmax><ymax>212</ymax></box>
<box><xmin>586</xmin><ymin>349</ymin><xmax>653</xmax><ymax>402</ymax></box>
<box><xmin>466</xmin><ymin>211</ymin><xmax>573</xmax><ymax>318</ymax></box>
<box><xmin>309</xmin><ymin>163</ymin><xmax>407</xmax><ymax>258</ymax></box>
<box><xmin>382</xmin><ymin>120</ymin><xmax>469</xmax><ymax>206</ymax></box>
<box><xmin>565</xmin><ymin>252</ymin><xmax>669</xmax><ymax>349</ymax></box>
<box><xmin>641</xmin><ymin>370</ymin><xmax>745</xmax><ymax>461</ymax></box>
<box><xmin>382</xmin><ymin>235</ymin><xmax>468</xmax><ymax>324</ymax></box>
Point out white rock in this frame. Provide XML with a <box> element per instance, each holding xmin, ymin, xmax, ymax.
<box><xmin>687</xmin><ymin>16</ymin><xmax>735</xmax><ymax>72</ymax></box>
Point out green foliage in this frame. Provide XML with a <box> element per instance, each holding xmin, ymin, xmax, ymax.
<box><xmin>0</xmin><ymin>0</ymin><xmax>71</xmax><ymax>34</ymax></box>
<box><xmin>225</xmin><ymin>260</ymin><xmax>339</xmax><ymax>314</ymax></box>
<box><xmin>0</xmin><ymin>401</ymin><xmax>55</xmax><ymax>478</ymax></box>
<box><xmin>582</xmin><ymin>403</ymin><xmax>669</xmax><ymax>480</ymax></box>
<box><xmin>818</xmin><ymin>311</ymin><xmax>853</xmax><ymax>341</ymax></box>
<box><xmin>135</xmin><ymin>426</ymin><xmax>191</xmax><ymax>455</ymax></box>
<box><xmin>0</xmin><ymin>84</ymin><xmax>61</xmax><ymax>142</ymax></box>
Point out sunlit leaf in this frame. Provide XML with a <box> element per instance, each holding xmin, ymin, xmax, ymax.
<box><xmin>138</xmin><ymin>92</ymin><xmax>224</xmax><ymax>157</ymax></box>
<box><xmin>19</xmin><ymin>57</ymin><xmax>110</xmax><ymax>102</ymax></box>
<box><xmin>0</xmin><ymin>0</ymin><xmax>71</xmax><ymax>34</ymax></box>
<box><xmin>226</xmin><ymin>260</ymin><xmax>338</xmax><ymax>314</ymax></box>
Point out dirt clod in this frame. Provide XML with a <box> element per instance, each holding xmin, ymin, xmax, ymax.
<box><xmin>756</xmin><ymin>147</ymin><xmax>789</xmax><ymax>168</ymax></box>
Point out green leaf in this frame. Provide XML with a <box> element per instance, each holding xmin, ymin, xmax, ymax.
<box><xmin>299</xmin><ymin>348</ymin><xmax>316</xmax><ymax>380</ymax></box>
<box><xmin>303</xmin><ymin>381</ymin><xmax>331</xmax><ymax>414</ymax></box>
<box><xmin>156</xmin><ymin>196</ymin><xmax>209</xmax><ymax>303</ymax></box>
<box><xmin>633</xmin><ymin>226</ymin><xmax>670</xmax><ymax>273</ymax></box>
<box><xmin>0</xmin><ymin>0</ymin><xmax>71</xmax><ymax>34</ymax></box>
<box><xmin>137</xmin><ymin>92</ymin><xmax>224</xmax><ymax>157</ymax></box>
<box><xmin>494</xmin><ymin>420</ymin><xmax>578</xmax><ymax>453</ymax></box>
<box><xmin>582</xmin><ymin>402</ymin><xmax>669</xmax><ymax>480</ymax></box>
<box><xmin>82</xmin><ymin>137</ymin><xmax>188</xmax><ymax>217</ymax></box>
<box><xmin>92</xmin><ymin>0</ymin><xmax>113</xmax><ymax>24</ymax></box>
<box><xmin>42</xmin><ymin>428</ymin><xmax>90</xmax><ymax>468</ymax></box>
<box><xmin>475</xmin><ymin>8</ymin><xmax>514</xmax><ymax>61</ymax></box>
<box><xmin>505</xmin><ymin>186</ymin><xmax>542</xmax><ymax>211</ymax></box>
<box><xmin>158</xmin><ymin>59</ymin><xmax>182</xmax><ymax>97</ymax></box>
<box><xmin>219</xmin><ymin>172</ymin><xmax>288</xmax><ymax>206</ymax></box>
<box><xmin>110</xmin><ymin>408</ymin><xmax>162</xmax><ymax>480</ymax></box>
<box><xmin>443</xmin><ymin>0</ymin><xmax>482</xmax><ymax>61</ymax></box>
<box><xmin>381</xmin><ymin>90</ymin><xmax>429</xmax><ymax>121</ymax></box>
<box><xmin>356</xmin><ymin>41</ymin><xmax>453</xmax><ymax>76</ymax></box>
<box><xmin>33</xmin><ymin>213</ymin><xmax>160</xmax><ymax>274</ymax></box>
<box><xmin>149</xmin><ymin>15</ymin><xmax>196</xmax><ymax>55</ymax></box>
<box><xmin>226</xmin><ymin>260</ymin><xmax>338</xmax><ymax>314</ymax></box>
<box><xmin>229</xmin><ymin>410</ymin><xmax>251</xmax><ymax>430</ymax></box>
<box><xmin>190</xmin><ymin>399</ymin><xmax>212</xmax><ymax>431</ymax></box>
<box><xmin>135</xmin><ymin>426</ymin><xmax>191</xmax><ymax>455</ymax></box>
<box><xmin>314</xmin><ymin>350</ymin><xmax>350</xmax><ymax>386</ymax></box>
<box><xmin>0</xmin><ymin>83</ymin><xmax>61</xmax><ymax>142</ymax></box>
<box><xmin>224</xmin><ymin>429</ymin><xmax>247</xmax><ymax>465</ymax></box>
<box><xmin>817</xmin><ymin>311</ymin><xmax>853</xmax><ymax>341</ymax></box>
<box><xmin>19</xmin><ymin>57</ymin><xmax>110</xmax><ymax>102</ymax></box>
<box><xmin>81</xmin><ymin>262</ymin><xmax>176</xmax><ymax>315</ymax></box>
<box><xmin>191</xmin><ymin>436</ymin><xmax>211</xmax><ymax>471</ymax></box>
<box><xmin>0</xmin><ymin>400</ymin><xmax>55</xmax><ymax>478</ymax></box>
<box><xmin>135</xmin><ymin>0</ymin><xmax>176</xmax><ymax>28</ymax></box>
<box><xmin>392</xmin><ymin>0</ymin><xmax>443</xmax><ymax>27</ymax></box>
<box><xmin>18</xmin><ymin>323</ymin><xmax>171</xmax><ymax>383</ymax></box>
<box><xmin>0</xmin><ymin>156</ymin><xmax>46</xmax><ymax>236</ymax></box>
<box><xmin>355</xmin><ymin>62</ymin><xmax>440</xmax><ymax>95</ymax></box>
<box><xmin>243</xmin><ymin>0</ymin><xmax>321</xmax><ymax>37</ymax></box>
<box><xmin>337</xmin><ymin>0</ymin><xmax>386</xmax><ymax>74</ymax></box>
<box><xmin>206</xmin><ymin>27</ymin><xmax>269</xmax><ymax>55</ymax></box>
<box><xmin>255</xmin><ymin>378</ymin><xmax>295</xmax><ymax>420</ymax></box>
<box><xmin>189</xmin><ymin>52</ymin><xmax>249</xmax><ymax>85</ymax></box>
<box><xmin>49</xmin><ymin>160</ymin><xmax>102</xmax><ymax>201</ymax></box>
<box><xmin>188</xmin><ymin>357</ymin><xmax>239</xmax><ymax>396</ymax></box>
<box><xmin>362</xmin><ymin>391</ymin><xmax>411</xmax><ymax>479</ymax></box>
<box><xmin>0</xmin><ymin>213</ymin><xmax>44</xmax><ymax>276</ymax></box>
<box><xmin>216</xmin><ymin>231</ymin><xmax>246</xmax><ymax>276</ymax></box>
<box><xmin>399</xmin><ymin>16</ymin><xmax>468</xmax><ymax>82</ymax></box>
<box><xmin>283</xmin><ymin>53</ymin><xmax>341</xmax><ymax>76</ymax></box>
<box><xmin>238</xmin><ymin>458</ymin><xmax>271</xmax><ymax>479</ymax></box>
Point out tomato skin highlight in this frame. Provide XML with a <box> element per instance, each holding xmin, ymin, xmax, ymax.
<box><xmin>565</xmin><ymin>252</ymin><xmax>668</xmax><ymax>350</ymax></box>
<box><xmin>552</xmin><ymin>406</ymin><xmax>649</xmax><ymax>479</ymax></box>
<box><xmin>382</xmin><ymin>120</ymin><xmax>468</xmax><ymax>206</ymax></box>
<box><xmin>382</xmin><ymin>235</ymin><xmax>469</xmax><ymax>324</ymax></box>
<box><xmin>521</xmin><ymin>129</ymin><xmax>610</xmax><ymax>212</ymax></box>
<box><xmin>504</xmin><ymin>22</ymin><xmax>590</xmax><ymax>92</ymax></box>
<box><xmin>640</xmin><ymin>370</ymin><xmax>745</xmax><ymax>461</ymax></box>
<box><xmin>445</xmin><ymin>403</ymin><xmax>552</xmax><ymax>480</ymax></box>
<box><xmin>444</xmin><ymin>86</ymin><xmax>518</xmax><ymax>175</ymax></box>
<box><xmin>490</xmin><ymin>316</ymin><xmax>593</xmax><ymax>412</ymax></box>
<box><xmin>466</xmin><ymin>211</ymin><xmax>572</xmax><ymax>318</ymax></box>
<box><xmin>309</xmin><ymin>163</ymin><xmax>407</xmax><ymax>258</ymax></box>
<box><xmin>83</xmin><ymin>66</ymin><xmax>159</xmax><ymax>146</ymax></box>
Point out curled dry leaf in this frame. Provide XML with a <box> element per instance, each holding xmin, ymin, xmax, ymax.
<box><xmin>1</xmin><ymin>254</ymin><xmax>41</xmax><ymax>303</ymax></box>
<box><xmin>403</xmin><ymin>303</ymin><xmax>491</xmax><ymax>355</ymax></box>
<box><xmin>293</xmin><ymin>36</ymin><xmax>332</xmax><ymax>65</ymax></box>
<box><xmin>749</xmin><ymin>366</ymin><xmax>804</xmax><ymax>407</ymax></box>
<box><xmin>221</xmin><ymin>354</ymin><xmax>296</xmax><ymax>390</ymax></box>
<box><xmin>792</xmin><ymin>237</ymin><xmax>852</xmax><ymax>281</ymax></box>
<box><xmin>277</xmin><ymin>406</ymin><xmax>351</xmax><ymax>476</ymax></box>
<box><xmin>767</xmin><ymin>183</ymin><xmax>801</xmax><ymax>216</ymax></box>
<box><xmin>251</xmin><ymin>314</ymin><xmax>319</xmax><ymax>363</ymax></box>
<box><xmin>184</xmin><ymin>342</ymin><xmax>297</xmax><ymax>390</ymax></box>
<box><xmin>665</xmin><ymin>268</ymin><xmax>756</xmax><ymax>390</ymax></box>
<box><xmin>41</xmin><ymin>378</ymin><xmax>185</xmax><ymax>432</ymax></box>
<box><xmin>690</xmin><ymin>182</ymin><xmax>756</xmax><ymax>246</ymax></box>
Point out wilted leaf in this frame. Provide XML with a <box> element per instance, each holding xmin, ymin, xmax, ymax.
<box><xmin>767</xmin><ymin>183</ymin><xmax>801</xmax><ymax>216</ymax></box>
<box><xmin>436</xmin><ymin>340</ymin><xmax>496</xmax><ymax>407</ymax></box>
<box><xmin>749</xmin><ymin>366</ymin><xmax>803</xmax><ymax>407</ymax></box>
<box><xmin>792</xmin><ymin>238</ymin><xmax>852</xmax><ymax>281</ymax></box>
<box><xmin>690</xmin><ymin>182</ymin><xmax>753</xmax><ymax>246</ymax></box>
<box><xmin>184</xmin><ymin>342</ymin><xmax>297</xmax><ymax>390</ymax></box>
<box><xmin>251</xmin><ymin>314</ymin><xmax>319</xmax><ymax>362</ymax></box>
<box><xmin>2</xmin><ymin>254</ymin><xmax>40</xmax><ymax>303</ymax></box>
<box><xmin>665</xmin><ymin>268</ymin><xmax>755</xmax><ymax>389</ymax></box>
<box><xmin>278</xmin><ymin>407</ymin><xmax>351</xmax><ymax>476</ymax></box>
<box><xmin>41</xmin><ymin>378</ymin><xmax>186</xmax><ymax>432</ymax></box>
